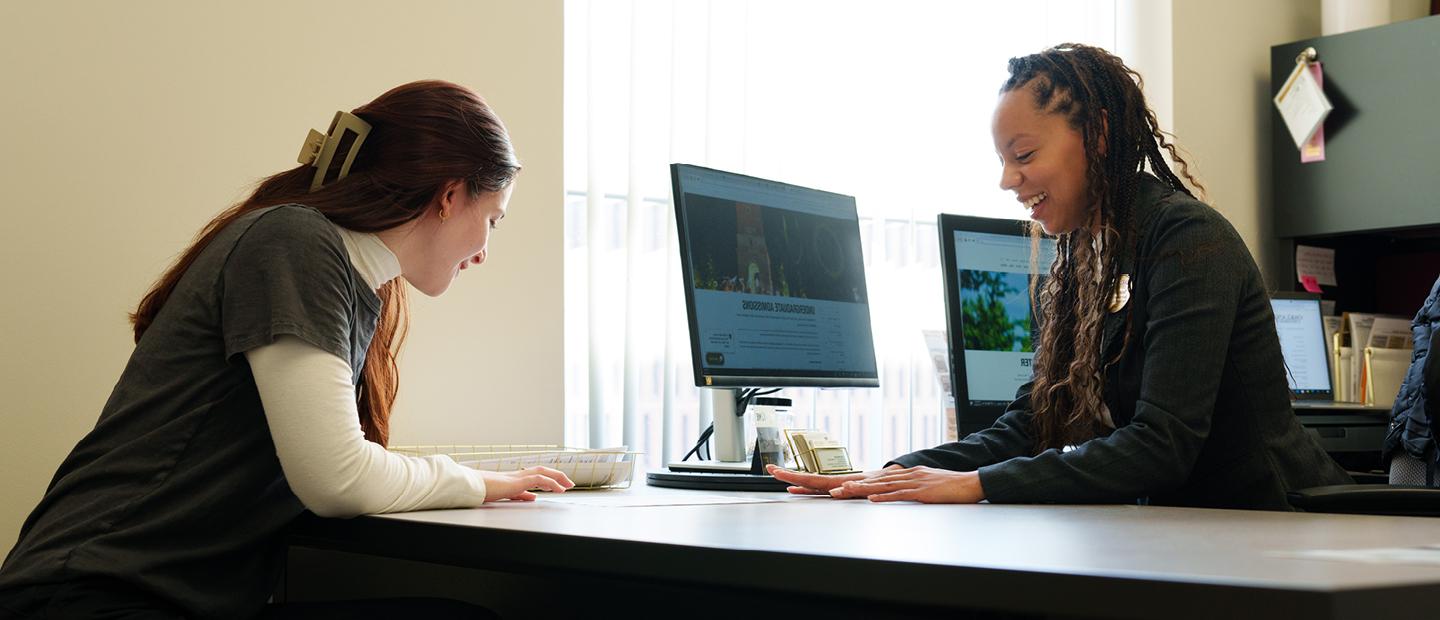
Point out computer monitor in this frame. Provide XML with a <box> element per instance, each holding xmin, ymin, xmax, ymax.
<box><xmin>665</xmin><ymin>163</ymin><xmax>878</xmax><ymax>467</ymax></box>
<box><xmin>1269</xmin><ymin>292</ymin><xmax>1334</xmax><ymax>400</ymax></box>
<box><xmin>938</xmin><ymin>214</ymin><xmax>1057</xmax><ymax>437</ymax></box>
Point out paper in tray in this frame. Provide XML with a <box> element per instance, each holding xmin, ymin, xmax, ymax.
<box><xmin>389</xmin><ymin>445</ymin><xmax>639</xmax><ymax>489</ymax></box>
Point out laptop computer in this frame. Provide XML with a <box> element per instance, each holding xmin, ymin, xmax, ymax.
<box><xmin>1269</xmin><ymin>292</ymin><xmax>1376</xmax><ymax>411</ymax></box>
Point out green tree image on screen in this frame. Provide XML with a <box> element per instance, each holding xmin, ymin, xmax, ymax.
<box><xmin>959</xmin><ymin>269</ymin><xmax>1032</xmax><ymax>352</ymax></box>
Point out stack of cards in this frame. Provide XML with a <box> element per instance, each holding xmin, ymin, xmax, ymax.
<box><xmin>783</xmin><ymin>429</ymin><xmax>858</xmax><ymax>474</ymax></box>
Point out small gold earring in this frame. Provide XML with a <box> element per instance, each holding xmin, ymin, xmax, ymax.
<box><xmin>439</xmin><ymin>211</ymin><xmax>449</xmax><ymax>222</ymax></box>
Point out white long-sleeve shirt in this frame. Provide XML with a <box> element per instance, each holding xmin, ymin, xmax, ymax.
<box><xmin>244</xmin><ymin>224</ymin><xmax>487</xmax><ymax>517</ymax></box>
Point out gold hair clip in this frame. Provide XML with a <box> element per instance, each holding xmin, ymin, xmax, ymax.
<box><xmin>297</xmin><ymin>111</ymin><xmax>373</xmax><ymax>191</ymax></box>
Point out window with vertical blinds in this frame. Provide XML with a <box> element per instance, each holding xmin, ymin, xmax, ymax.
<box><xmin>564</xmin><ymin>0</ymin><xmax>1117</xmax><ymax>470</ymax></box>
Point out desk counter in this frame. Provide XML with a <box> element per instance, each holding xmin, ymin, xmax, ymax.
<box><xmin>289</xmin><ymin>479</ymin><xmax>1440</xmax><ymax>619</ymax></box>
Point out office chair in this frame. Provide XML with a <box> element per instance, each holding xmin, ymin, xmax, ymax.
<box><xmin>1288</xmin><ymin>275</ymin><xmax>1440</xmax><ymax>516</ymax></box>
<box><xmin>1287</xmin><ymin>451</ymin><xmax>1440</xmax><ymax>516</ymax></box>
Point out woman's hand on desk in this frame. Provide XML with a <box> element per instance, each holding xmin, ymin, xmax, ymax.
<box><xmin>766</xmin><ymin>464</ymin><xmax>890</xmax><ymax>496</ymax></box>
<box><xmin>480</xmin><ymin>466</ymin><xmax>575</xmax><ymax>502</ymax></box>
<box><xmin>768</xmin><ymin>464</ymin><xmax>984</xmax><ymax>504</ymax></box>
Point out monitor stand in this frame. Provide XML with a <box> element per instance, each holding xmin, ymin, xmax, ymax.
<box><xmin>646</xmin><ymin>388</ymin><xmax>791</xmax><ymax>492</ymax></box>
<box><xmin>665</xmin><ymin>459</ymin><xmax>755</xmax><ymax>474</ymax></box>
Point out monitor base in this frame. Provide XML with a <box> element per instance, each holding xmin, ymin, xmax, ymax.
<box><xmin>647</xmin><ymin>470</ymin><xmax>792</xmax><ymax>492</ymax></box>
<box><xmin>666</xmin><ymin>459</ymin><xmax>757</xmax><ymax>473</ymax></box>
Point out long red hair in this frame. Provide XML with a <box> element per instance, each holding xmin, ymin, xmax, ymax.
<box><xmin>130</xmin><ymin>80</ymin><xmax>520</xmax><ymax>446</ymax></box>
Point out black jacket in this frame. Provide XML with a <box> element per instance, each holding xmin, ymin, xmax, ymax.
<box><xmin>892</xmin><ymin>174</ymin><xmax>1352</xmax><ymax>510</ymax></box>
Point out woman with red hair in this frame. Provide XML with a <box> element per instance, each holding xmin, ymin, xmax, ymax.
<box><xmin>0</xmin><ymin>80</ymin><xmax>571</xmax><ymax>619</ymax></box>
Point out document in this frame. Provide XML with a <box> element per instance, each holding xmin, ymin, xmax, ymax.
<box><xmin>1366</xmin><ymin>317</ymin><xmax>1415</xmax><ymax>349</ymax></box>
<box><xmin>1273</xmin><ymin>60</ymin><xmax>1333</xmax><ymax>149</ymax></box>
<box><xmin>456</xmin><ymin>446</ymin><xmax>636</xmax><ymax>488</ymax></box>
<box><xmin>1321</xmin><ymin>316</ymin><xmax>1342</xmax><ymax>352</ymax></box>
<box><xmin>922</xmin><ymin>329</ymin><xmax>958</xmax><ymax>442</ymax></box>
<box><xmin>1345</xmin><ymin>313</ymin><xmax>1378</xmax><ymax>397</ymax></box>
<box><xmin>922</xmin><ymin>329</ymin><xmax>954</xmax><ymax>407</ymax></box>
<box><xmin>1346</xmin><ymin>315</ymin><xmax>1410</xmax><ymax>405</ymax></box>
<box><xmin>1298</xmin><ymin>63</ymin><xmax>1328</xmax><ymax>163</ymax></box>
<box><xmin>1295</xmin><ymin>245</ymin><xmax>1337</xmax><ymax>287</ymax></box>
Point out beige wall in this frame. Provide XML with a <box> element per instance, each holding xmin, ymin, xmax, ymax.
<box><xmin>1171</xmin><ymin>0</ymin><xmax>1321</xmax><ymax>287</ymax></box>
<box><xmin>1117</xmin><ymin>0</ymin><xmax>1175</xmax><ymax>137</ymax></box>
<box><xmin>0</xmin><ymin>1</ymin><xmax>562</xmax><ymax>556</ymax></box>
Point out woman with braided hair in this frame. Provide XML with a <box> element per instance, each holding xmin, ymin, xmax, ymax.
<box><xmin>771</xmin><ymin>44</ymin><xmax>1351</xmax><ymax>509</ymax></box>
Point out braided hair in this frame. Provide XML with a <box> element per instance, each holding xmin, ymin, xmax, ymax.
<box><xmin>1000</xmin><ymin>44</ymin><xmax>1205</xmax><ymax>453</ymax></box>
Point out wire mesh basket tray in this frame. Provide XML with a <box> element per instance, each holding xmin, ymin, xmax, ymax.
<box><xmin>389</xmin><ymin>444</ymin><xmax>640</xmax><ymax>489</ymax></box>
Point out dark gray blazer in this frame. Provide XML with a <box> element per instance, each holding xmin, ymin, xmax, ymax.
<box><xmin>892</xmin><ymin>174</ymin><xmax>1352</xmax><ymax>510</ymax></box>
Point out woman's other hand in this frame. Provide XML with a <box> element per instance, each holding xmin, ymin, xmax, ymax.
<box><xmin>480</xmin><ymin>466</ymin><xmax>575</xmax><ymax>502</ymax></box>
<box><xmin>769</xmin><ymin>464</ymin><xmax>984</xmax><ymax>503</ymax></box>
<box><xmin>766</xmin><ymin>464</ymin><xmax>899</xmax><ymax>496</ymax></box>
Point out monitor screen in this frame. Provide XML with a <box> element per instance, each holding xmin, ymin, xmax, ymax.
<box><xmin>1269</xmin><ymin>294</ymin><xmax>1333</xmax><ymax>397</ymax></box>
<box><xmin>670</xmin><ymin>164</ymin><xmax>879</xmax><ymax>388</ymax></box>
<box><xmin>939</xmin><ymin>214</ymin><xmax>1056</xmax><ymax>435</ymax></box>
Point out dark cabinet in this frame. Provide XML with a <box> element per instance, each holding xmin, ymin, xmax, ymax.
<box><xmin>1271</xmin><ymin>16</ymin><xmax>1440</xmax><ymax>318</ymax></box>
<box><xmin>1270</xmin><ymin>15</ymin><xmax>1440</xmax><ymax>240</ymax></box>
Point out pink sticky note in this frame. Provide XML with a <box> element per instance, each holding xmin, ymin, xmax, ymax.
<box><xmin>1301</xmin><ymin>275</ymin><xmax>1321</xmax><ymax>293</ymax></box>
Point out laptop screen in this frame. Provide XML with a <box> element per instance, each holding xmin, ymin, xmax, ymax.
<box><xmin>1269</xmin><ymin>295</ymin><xmax>1333</xmax><ymax>397</ymax></box>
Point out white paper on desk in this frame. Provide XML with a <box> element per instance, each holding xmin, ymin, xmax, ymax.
<box><xmin>1271</xmin><ymin>544</ymin><xmax>1440</xmax><ymax>567</ymax></box>
<box><xmin>460</xmin><ymin>447</ymin><xmax>627</xmax><ymax>467</ymax></box>
<box><xmin>1273</xmin><ymin>61</ymin><xmax>1333</xmax><ymax>149</ymax></box>
<box><xmin>541</xmin><ymin>494</ymin><xmax>783</xmax><ymax>508</ymax></box>
<box><xmin>1367</xmin><ymin>317</ymin><xmax>1415</xmax><ymax>349</ymax></box>
<box><xmin>459</xmin><ymin>447</ymin><xmax>634</xmax><ymax>488</ymax></box>
<box><xmin>1295</xmin><ymin>245</ymin><xmax>1337</xmax><ymax>287</ymax></box>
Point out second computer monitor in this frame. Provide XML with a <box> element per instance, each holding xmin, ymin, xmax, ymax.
<box><xmin>939</xmin><ymin>214</ymin><xmax>1057</xmax><ymax>437</ymax></box>
<box><xmin>670</xmin><ymin>164</ymin><xmax>878</xmax><ymax>389</ymax></box>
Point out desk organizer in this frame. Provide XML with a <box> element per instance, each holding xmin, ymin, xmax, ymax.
<box><xmin>389</xmin><ymin>444</ymin><xmax>640</xmax><ymax>489</ymax></box>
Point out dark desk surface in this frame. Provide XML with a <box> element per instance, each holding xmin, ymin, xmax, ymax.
<box><xmin>290</xmin><ymin>480</ymin><xmax>1440</xmax><ymax>619</ymax></box>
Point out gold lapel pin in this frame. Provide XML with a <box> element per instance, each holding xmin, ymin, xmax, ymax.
<box><xmin>1108</xmin><ymin>274</ymin><xmax>1131</xmax><ymax>313</ymax></box>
